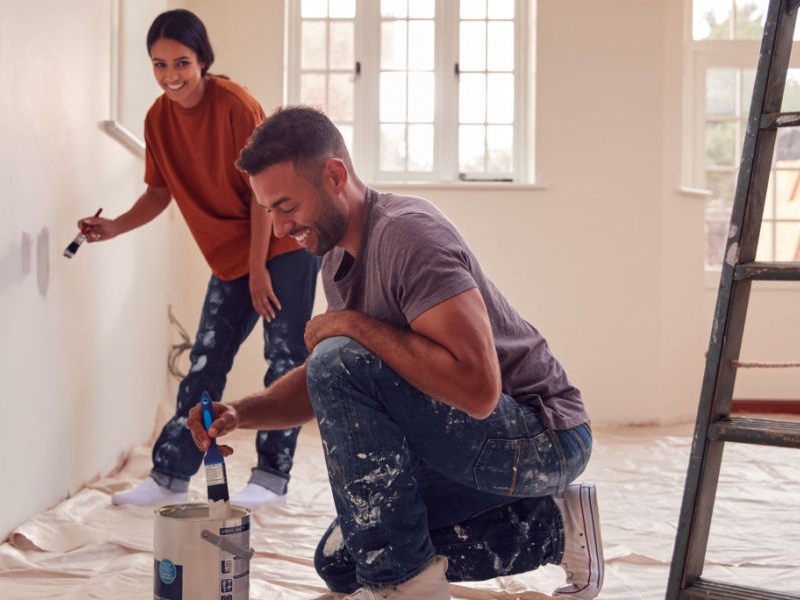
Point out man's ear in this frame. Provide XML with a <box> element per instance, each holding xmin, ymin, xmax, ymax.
<box><xmin>323</xmin><ymin>158</ymin><xmax>348</xmax><ymax>192</ymax></box>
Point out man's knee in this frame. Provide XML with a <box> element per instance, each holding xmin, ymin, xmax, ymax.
<box><xmin>306</xmin><ymin>335</ymin><xmax>373</xmax><ymax>382</ymax></box>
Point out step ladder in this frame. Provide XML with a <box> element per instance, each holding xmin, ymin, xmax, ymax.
<box><xmin>665</xmin><ymin>1</ymin><xmax>800</xmax><ymax>599</ymax></box>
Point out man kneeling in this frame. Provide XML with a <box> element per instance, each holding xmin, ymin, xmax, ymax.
<box><xmin>188</xmin><ymin>106</ymin><xmax>603</xmax><ymax>600</ymax></box>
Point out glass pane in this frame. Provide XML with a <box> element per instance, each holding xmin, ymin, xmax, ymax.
<box><xmin>775</xmin><ymin>169</ymin><xmax>800</xmax><ymax>220</ymax></box>
<box><xmin>487</xmin><ymin>21</ymin><xmax>514</xmax><ymax>71</ymax></box>
<box><xmin>756</xmin><ymin>222</ymin><xmax>773</xmax><ymax>261</ymax></box>
<box><xmin>488</xmin><ymin>0</ymin><xmax>514</xmax><ymax>19</ymax></box>
<box><xmin>705</xmin><ymin>170</ymin><xmax>737</xmax><ymax>200</ymax></box>
<box><xmin>382</xmin><ymin>21</ymin><xmax>407</xmax><ymax>69</ymax></box>
<box><xmin>407</xmin><ymin>124</ymin><xmax>434</xmax><ymax>171</ymax></box>
<box><xmin>408</xmin><ymin>0</ymin><xmax>434</xmax><ymax>18</ymax></box>
<box><xmin>740</xmin><ymin>68</ymin><xmax>755</xmax><ymax>116</ymax></box>
<box><xmin>329</xmin><ymin>21</ymin><xmax>354</xmax><ymax>70</ymax></box>
<box><xmin>734</xmin><ymin>0</ymin><xmax>767</xmax><ymax>40</ymax></box>
<box><xmin>338</xmin><ymin>124</ymin><xmax>353</xmax><ymax>155</ymax></box>
<box><xmin>380</xmin><ymin>124</ymin><xmax>406</xmax><ymax>171</ymax></box>
<box><xmin>460</xmin><ymin>21</ymin><xmax>486</xmax><ymax>70</ymax></box>
<box><xmin>382</xmin><ymin>0</ymin><xmax>407</xmax><ymax>19</ymax></box>
<box><xmin>302</xmin><ymin>21</ymin><xmax>327</xmax><ymax>69</ymax></box>
<box><xmin>461</xmin><ymin>0</ymin><xmax>486</xmax><ymax>19</ymax></box>
<box><xmin>460</xmin><ymin>73</ymin><xmax>486</xmax><ymax>123</ymax></box>
<box><xmin>408</xmin><ymin>20</ymin><xmax>434</xmax><ymax>70</ymax></box>
<box><xmin>408</xmin><ymin>72</ymin><xmax>434</xmax><ymax>122</ymax></box>
<box><xmin>302</xmin><ymin>0</ymin><xmax>327</xmax><ymax>18</ymax></box>
<box><xmin>460</xmin><ymin>125</ymin><xmax>486</xmax><ymax>172</ymax></box>
<box><xmin>775</xmin><ymin>221</ymin><xmax>800</xmax><ymax>260</ymax></box>
<box><xmin>704</xmin><ymin>219</ymin><xmax>728</xmax><ymax>268</ymax></box>
<box><xmin>329</xmin><ymin>0</ymin><xmax>355</xmax><ymax>18</ymax></box>
<box><xmin>380</xmin><ymin>72</ymin><xmax>407</xmax><ymax>121</ymax></box>
<box><xmin>300</xmin><ymin>73</ymin><xmax>326</xmax><ymax>108</ymax></box>
<box><xmin>328</xmin><ymin>73</ymin><xmax>353</xmax><ymax>121</ymax></box>
<box><xmin>706</xmin><ymin>69</ymin><xmax>736</xmax><ymax>116</ymax></box>
<box><xmin>487</xmin><ymin>73</ymin><xmax>514</xmax><ymax>123</ymax></box>
<box><xmin>782</xmin><ymin>69</ymin><xmax>800</xmax><ymax>112</ymax></box>
<box><xmin>706</xmin><ymin>121</ymin><xmax>736</xmax><ymax>167</ymax></box>
<box><xmin>487</xmin><ymin>125</ymin><xmax>513</xmax><ymax>173</ymax></box>
<box><xmin>776</xmin><ymin>128</ymin><xmax>800</xmax><ymax>164</ymax></box>
<box><xmin>693</xmin><ymin>0</ymin><xmax>731</xmax><ymax>40</ymax></box>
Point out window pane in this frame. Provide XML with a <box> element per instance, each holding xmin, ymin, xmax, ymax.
<box><xmin>460</xmin><ymin>21</ymin><xmax>486</xmax><ymax>70</ymax></box>
<box><xmin>382</xmin><ymin>0</ymin><xmax>407</xmax><ymax>19</ymax></box>
<box><xmin>776</xmin><ymin>128</ymin><xmax>800</xmax><ymax>165</ymax></box>
<box><xmin>487</xmin><ymin>21</ymin><xmax>514</xmax><ymax>71</ymax></box>
<box><xmin>408</xmin><ymin>0</ymin><xmax>434</xmax><ymax>19</ymax></box>
<box><xmin>380</xmin><ymin>72</ymin><xmax>407</xmax><ymax>121</ymax></box>
<box><xmin>380</xmin><ymin>124</ymin><xmax>406</xmax><ymax>171</ymax></box>
<box><xmin>329</xmin><ymin>0</ymin><xmax>355</xmax><ymax>18</ymax></box>
<box><xmin>487</xmin><ymin>73</ymin><xmax>514</xmax><ymax>122</ymax></box>
<box><xmin>488</xmin><ymin>0</ymin><xmax>514</xmax><ymax>19</ymax></box>
<box><xmin>302</xmin><ymin>21</ymin><xmax>327</xmax><ymax>69</ymax></box>
<box><xmin>740</xmin><ymin>68</ymin><xmax>755</xmax><ymax>116</ymax></box>
<box><xmin>706</xmin><ymin>69</ymin><xmax>736</xmax><ymax>116</ymax></box>
<box><xmin>461</xmin><ymin>0</ymin><xmax>486</xmax><ymax>20</ymax></box>
<box><xmin>407</xmin><ymin>124</ymin><xmax>433</xmax><ymax>171</ymax></box>
<box><xmin>775</xmin><ymin>221</ymin><xmax>800</xmax><ymax>260</ymax></box>
<box><xmin>782</xmin><ymin>69</ymin><xmax>800</xmax><ymax>111</ymax></box>
<box><xmin>734</xmin><ymin>0</ymin><xmax>767</xmax><ymax>40</ymax></box>
<box><xmin>408</xmin><ymin>72</ymin><xmax>434</xmax><ymax>122</ymax></box>
<box><xmin>706</xmin><ymin>121</ymin><xmax>736</xmax><ymax>166</ymax></box>
<box><xmin>328</xmin><ymin>73</ymin><xmax>354</xmax><ymax>121</ymax></box>
<box><xmin>460</xmin><ymin>74</ymin><xmax>486</xmax><ymax>123</ymax></box>
<box><xmin>775</xmin><ymin>170</ymin><xmax>800</xmax><ymax>220</ymax></box>
<box><xmin>693</xmin><ymin>0</ymin><xmax>731</xmax><ymax>40</ymax></box>
<box><xmin>487</xmin><ymin>125</ymin><xmax>513</xmax><ymax>173</ymax></box>
<box><xmin>329</xmin><ymin>22</ymin><xmax>354</xmax><ymax>69</ymax></box>
<box><xmin>705</xmin><ymin>170</ymin><xmax>737</xmax><ymax>199</ymax></box>
<box><xmin>338</xmin><ymin>124</ymin><xmax>353</xmax><ymax>155</ymax></box>
<box><xmin>382</xmin><ymin>20</ymin><xmax>407</xmax><ymax>69</ymax></box>
<box><xmin>300</xmin><ymin>73</ymin><xmax>326</xmax><ymax>107</ymax></box>
<box><xmin>704</xmin><ymin>219</ymin><xmax>728</xmax><ymax>268</ymax></box>
<box><xmin>302</xmin><ymin>0</ymin><xmax>327</xmax><ymax>18</ymax></box>
<box><xmin>408</xmin><ymin>20</ymin><xmax>434</xmax><ymax>70</ymax></box>
<box><xmin>460</xmin><ymin>125</ymin><xmax>486</xmax><ymax>172</ymax></box>
<box><xmin>756</xmin><ymin>222</ymin><xmax>773</xmax><ymax>261</ymax></box>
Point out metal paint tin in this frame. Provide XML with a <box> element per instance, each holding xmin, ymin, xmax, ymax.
<box><xmin>154</xmin><ymin>503</ymin><xmax>252</xmax><ymax>600</ymax></box>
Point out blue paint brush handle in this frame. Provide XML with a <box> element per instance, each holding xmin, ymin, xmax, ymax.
<box><xmin>200</xmin><ymin>391</ymin><xmax>218</xmax><ymax>450</ymax></box>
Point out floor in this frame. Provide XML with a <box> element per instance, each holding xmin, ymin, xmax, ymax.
<box><xmin>1</xmin><ymin>415</ymin><xmax>798</xmax><ymax>599</ymax></box>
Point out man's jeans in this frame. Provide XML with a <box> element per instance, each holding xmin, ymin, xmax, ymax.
<box><xmin>151</xmin><ymin>249</ymin><xmax>321</xmax><ymax>494</ymax></box>
<box><xmin>307</xmin><ymin>336</ymin><xmax>592</xmax><ymax>592</ymax></box>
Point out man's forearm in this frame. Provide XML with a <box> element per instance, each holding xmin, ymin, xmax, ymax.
<box><xmin>232</xmin><ymin>364</ymin><xmax>315</xmax><ymax>430</ymax></box>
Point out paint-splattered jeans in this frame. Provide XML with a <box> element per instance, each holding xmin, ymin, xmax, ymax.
<box><xmin>308</xmin><ymin>336</ymin><xmax>592</xmax><ymax>592</ymax></box>
<box><xmin>151</xmin><ymin>249</ymin><xmax>321</xmax><ymax>494</ymax></box>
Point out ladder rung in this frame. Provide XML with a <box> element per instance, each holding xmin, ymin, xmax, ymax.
<box><xmin>761</xmin><ymin>111</ymin><xmax>800</xmax><ymax>128</ymax></box>
<box><xmin>680</xmin><ymin>578</ymin><xmax>800</xmax><ymax>600</ymax></box>
<box><xmin>708</xmin><ymin>416</ymin><xmax>800</xmax><ymax>448</ymax></box>
<box><xmin>733</xmin><ymin>261</ymin><xmax>800</xmax><ymax>281</ymax></box>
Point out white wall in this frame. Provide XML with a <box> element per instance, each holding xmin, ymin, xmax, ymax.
<box><xmin>0</xmin><ymin>0</ymin><xmax>171</xmax><ymax>538</ymax></box>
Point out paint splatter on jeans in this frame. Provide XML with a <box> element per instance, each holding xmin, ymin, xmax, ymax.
<box><xmin>307</xmin><ymin>336</ymin><xmax>592</xmax><ymax>592</ymax></box>
<box><xmin>151</xmin><ymin>250</ymin><xmax>320</xmax><ymax>493</ymax></box>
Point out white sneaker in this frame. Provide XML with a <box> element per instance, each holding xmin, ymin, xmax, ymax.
<box><xmin>230</xmin><ymin>483</ymin><xmax>287</xmax><ymax>510</ymax></box>
<box><xmin>111</xmin><ymin>477</ymin><xmax>187</xmax><ymax>506</ymax></box>
<box><xmin>343</xmin><ymin>556</ymin><xmax>450</xmax><ymax>599</ymax></box>
<box><xmin>553</xmin><ymin>483</ymin><xmax>604</xmax><ymax>599</ymax></box>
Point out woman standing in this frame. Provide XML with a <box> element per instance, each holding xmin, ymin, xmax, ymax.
<box><xmin>79</xmin><ymin>9</ymin><xmax>320</xmax><ymax>509</ymax></box>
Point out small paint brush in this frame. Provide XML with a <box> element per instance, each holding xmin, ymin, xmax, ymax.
<box><xmin>63</xmin><ymin>208</ymin><xmax>102</xmax><ymax>258</ymax></box>
<box><xmin>200</xmin><ymin>391</ymin><xmax>231</xmax><ymax>518</ymax></box>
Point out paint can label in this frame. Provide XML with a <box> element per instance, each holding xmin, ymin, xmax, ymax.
<box><xmin>154</xmin><ymin>558</ymin><xmax>183</xmax><ymax>600</ymax></box>
<box><xmin>217</xmin><ymin>522</ymin><xmax>249</xmax><ymax>599</ymax></box>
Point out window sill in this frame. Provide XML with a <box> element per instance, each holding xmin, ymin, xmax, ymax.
<box><xmin>367</xmin><ymin>181</ymin><xmax>548</xmax><ymax>192</ymax></box>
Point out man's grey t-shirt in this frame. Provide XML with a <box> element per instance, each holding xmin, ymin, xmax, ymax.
<box><xmin>321</xmin><ymin>188</ymin><xmax>588</xmax><ymax>430</ymax></box>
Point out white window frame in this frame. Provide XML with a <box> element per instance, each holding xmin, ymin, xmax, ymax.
<box><xmin>285</xmin><ymin>0</ymin><xmax>532</xmax><ymax>185</ymax></box>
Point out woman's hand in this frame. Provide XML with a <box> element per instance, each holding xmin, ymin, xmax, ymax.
<box><xmin>249</xmin><ymin>266</ymin><xmax>281</xmax><ymax>321</ymax></box>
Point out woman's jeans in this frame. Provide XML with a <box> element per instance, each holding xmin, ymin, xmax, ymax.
<box><xmin>150</xmin><ymin>249</ymin><xmax>321</xmax><ymax>494</ymax></box>
<box><xmin>308</xmin><ymin>336</ymin><xmax>592</xmax><ymax>592</ymax></box>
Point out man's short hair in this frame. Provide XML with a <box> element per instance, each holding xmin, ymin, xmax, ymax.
<box><xmin>236</xmin><ymin>105</ymin><xmax>353</xmax><ymax>183</ymax></box>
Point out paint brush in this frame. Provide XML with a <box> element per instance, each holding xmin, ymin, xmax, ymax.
<box><xmin>200</xmin><ymin>391</ymin><xmax>231</xmax><ymax>518</ymax></box>
<box><xmin>63</xmin><ymin>208</ymin><xmax>102</xmax><ymax>258</ymax></box>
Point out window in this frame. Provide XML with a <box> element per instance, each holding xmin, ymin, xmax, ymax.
<box><xmin>689</xmin><ymin>0</ymin><xmax>800</xmax><ymax>268</ymax></box>
<box><xmin>286</xmin><ymin>0</ymin><xmax>530</xmax><ymax>183</ymax></box>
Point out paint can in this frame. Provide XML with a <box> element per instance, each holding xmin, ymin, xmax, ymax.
<box><xmin>154</xmin><ymin>503</ymin><xmax>253</xmax><ymax>600</ymax></box>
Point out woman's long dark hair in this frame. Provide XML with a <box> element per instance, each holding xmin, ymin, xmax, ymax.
<box><xmin>146</xmin><ymin>9</ymin><xmax>214</xmax><ymax>77</ymax></box>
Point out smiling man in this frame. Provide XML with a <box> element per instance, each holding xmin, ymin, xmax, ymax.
<box><xmin>187</xmin><ymin>106</ymin><xmax>604</xmax><ymax>600</ymax></box>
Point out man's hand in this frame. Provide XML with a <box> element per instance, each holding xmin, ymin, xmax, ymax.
<box><xmin>304</xmin><ymin>310</ymin><xmax>359</xmax><ymax>352</ymax></box>
<box><xmin>187</xmin><ymin>401</ymin><xmax>240</xmax><ymax>456</ymax></box>
<box><xmin>249</xmin><ymin>266</ymin><xmax>281</xmax><ymax>321</ymax></box>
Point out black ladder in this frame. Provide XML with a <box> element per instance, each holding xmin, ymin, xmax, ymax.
<box><xmin>666</xmin><ymin>1</ymin><xmax>800</xmax><ymax>599</ymax></box>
